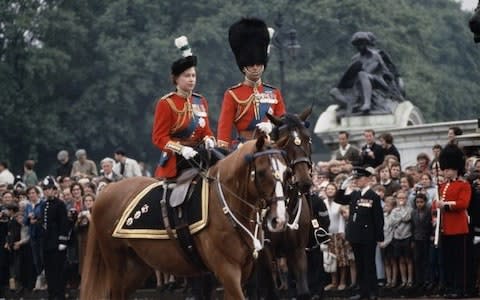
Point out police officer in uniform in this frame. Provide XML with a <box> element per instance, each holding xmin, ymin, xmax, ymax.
<box><xmin>41</xmin><ymin>176</ymin><xmax>68</xmax><ymax>300</ymax></box>
<box><xmin>432</xmin><ymin>144</ymin><xmax>471</xmax><ymax>298</ymax></box>
<box><xmin>152</xmin><ymin>36</ymin><xmax>216</xmax><ymax>179</ymax></box>
<box><xmin>217</xmin><ymin>17</ymin><xmax>286</xmax><ymax>150</ymax></box>
<box><xmin>335</xmin><ymin>167</ymin><xmax>384</xmax><ymax>300</ymax></box>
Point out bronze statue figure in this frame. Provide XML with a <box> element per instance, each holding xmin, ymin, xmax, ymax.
<box><xmin>330</xmin><ymin>32</ymin><xmax>405</xmax><ymax>117</ymax></box>
<box><xmin>469</xmin><ymin>1</ymin><xmax>480</xmax><ymax>43</ymax></box>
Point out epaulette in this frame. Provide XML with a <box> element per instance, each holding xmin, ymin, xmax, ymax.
<box><xmin>192</xmin><ymin>92</ymin><xmax>203</xmax><ymax>98</ymax></box>
<box><xmin>262</xmin><ymin>83</ymin><xmax>277</xmax><ymax>90</ymax></box>
<box><xmin>160</xmin><ymin>92</ymin><xmax>175</xmax><ymax>100</ymax></box>
<box><xmin>228</xmin><ymin>83</ymin><xmax>242</xmax><ymax>90</ymax></box>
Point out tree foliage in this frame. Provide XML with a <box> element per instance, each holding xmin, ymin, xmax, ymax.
<box><xmin>1</xmin><ymin>0</ymin><xmax>479</xmax><ymax>175</ymax></box>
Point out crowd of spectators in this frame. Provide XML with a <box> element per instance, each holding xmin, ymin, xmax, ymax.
<box><xmin>0</xmin><ymin>147</ymin><xmax>150</xmax><ymax>298</ymax></box>
<box><xmin>0</xmin><ymin>126</ymin><xmax>479</xmax><ymax>299</ymax></box>
<box><xmin>315</xmin><ymin>127</ymin><xmax>480</xmax><ymax>298</ymax></box>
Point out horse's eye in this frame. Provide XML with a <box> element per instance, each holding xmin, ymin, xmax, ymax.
<box><xmin>257</xmin><ymin>170</ymin><xmax>266</xmax><ymax>179</ymax></box>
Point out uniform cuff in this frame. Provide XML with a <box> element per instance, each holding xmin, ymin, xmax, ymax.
<box><xmin>165</xmin><ymin>141</ymin><xmax>183</xmax><ymax>154</ymax></box>
<box><xmin>217</xmin><ymin>140</ymin><xmax>229</xmax><ymax>149</ymax></box>
<box><xmin>58</xmin><ymin>235</ymin><xmax>69</xmax><ymax>242</ymax></box>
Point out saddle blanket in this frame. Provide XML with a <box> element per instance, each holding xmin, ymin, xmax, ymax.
<box><xmin>112</xmin><ymin>179</ymin><xmax>209</xmax><ymax>239</ymax></box>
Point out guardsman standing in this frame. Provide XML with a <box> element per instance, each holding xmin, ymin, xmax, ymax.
<box><xmin>335</xmin><ymin>167</ymin><xmax>384</xmax><ymax>300</ymax></box>
<box><xmin>432</xmin><ymin>144</ymin><xmax>471</xmax><ymax>298</ymax></box>
<box><xmin>217</xmin><ymin>18</ymin><xmax>286</xmax><ymax>150</ymax></box>
<box><xmin>152</xmin><ymin>36</ymin><xmax>216</xmax><ymax>179</ymax></box>
<box><xmin>41</xmin><ymin>176</ymin><xmax>69</xmax><ymax>300</ymax></box>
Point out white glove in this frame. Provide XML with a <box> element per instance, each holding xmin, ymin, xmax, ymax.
<box><xmin>204</xmin><ymin>137</ymin><xmax>215</xmax><ymax>150</ymax></box>
<box><xmin>180</xmin><ymin>146</ymin><xmax>198</xmax><ymax>160</ymax></box>
<box><xmin>58</xmin><ymin>244</ymin><xmax>67</xmax><ymax>251</ymax></box>
<box><xmin>256</xmin><ymin>122</ymin><xmax>273</xmax><ymax>134</ymax></box>
<box><xmin>341</xmin><ymin>175</ymin><xmax>354</xmax><ymax>190</ymax></box>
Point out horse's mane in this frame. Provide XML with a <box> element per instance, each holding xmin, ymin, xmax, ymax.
<box><xmin>214</xmin><ymin>140</ymin><xmax>257</xmax><ymax>181</ymax></box>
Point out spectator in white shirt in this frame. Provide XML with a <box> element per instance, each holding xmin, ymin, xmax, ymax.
<box><xmin>113</xmin><ymin>148</ymin><xmax>142</xmax><ymax>178</ymax></box>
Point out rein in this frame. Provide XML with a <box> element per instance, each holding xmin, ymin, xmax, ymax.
<box><xmin>212</xmin><ymin>148</ymin><xmax>287</xmax><ymax>258</ymax></box>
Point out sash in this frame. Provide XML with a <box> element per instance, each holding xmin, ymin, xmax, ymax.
<box><xmin>172</xmin><ymin>94</ymin><xmax>202</xmax><ymax>139</ymax></box>
<box><xmin>246</xmin><ymin>85</ymin><xmax>275</xmax><ymax>130</ymax></box>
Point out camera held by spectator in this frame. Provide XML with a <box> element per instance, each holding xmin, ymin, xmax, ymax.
<box><xmin>67</xmin><ymin>208</ymin><xmax>78</xmax><ymax>223</ymax></box>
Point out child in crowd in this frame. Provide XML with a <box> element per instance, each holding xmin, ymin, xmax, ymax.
<box><xmin>379</xmin><ymin>196</ymin><xmax>397</xmax><ymax>288</ymax></box>
<box><xmin>411</xmin><ymin>193</ymin><xmax>432</xmax><ymax>289</ymax></box>
<box><xmin>391</xmin><ymin>190</ymin><xmax>413</xmax><ymax>288</ymax></box>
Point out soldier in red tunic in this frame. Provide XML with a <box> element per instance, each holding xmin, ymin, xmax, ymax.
<box><xmin>432</xmin><ymin>143</ymin><xmax>471</xmax><ymax>298</ymax></box>
<box><xmin>217</xmin><ymin>18</ymin><xmax>286</xmax><ymax>150</ymax></box>
<box><xmin>152</xmin><ymin>36</ymin><xmax>215</xmax><ymax>179</ymax></box>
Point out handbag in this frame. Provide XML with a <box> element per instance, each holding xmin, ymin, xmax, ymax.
<box><xmin>323</xmin><ymin>251</ymin><xmax>337</xmax><ymax>273</ymax></box>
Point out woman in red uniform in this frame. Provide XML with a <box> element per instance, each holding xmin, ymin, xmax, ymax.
<box><xmin>152</xmin><ymin>36</ymin><xmax>215</xmax><ymax>179</ymax></box>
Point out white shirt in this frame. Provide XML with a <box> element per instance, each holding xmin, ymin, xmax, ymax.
<box><xmin>113</xmin><ymin>157</ymin><xmax>142</xmax><ymax>178</ymax></box>
<box><xmin>0</xmin><ymin>169</ymin><xmax>14</xmax><ymax>185</ymax></box>
<box><xmin>339</xmin><ymin>144</ymin><xmax>351</xmax><ymax>157</ymax></box>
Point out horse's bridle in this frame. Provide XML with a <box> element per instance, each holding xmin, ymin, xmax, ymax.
<box><xmin>247</xmin><ymin>148</ymin><xmax>288</xmax><ymax>208</ymax></box>
<box><xmin>275</xmin><ymin>126</ymin><xmax>313</xmax><ymax>183</ymax></box>
<box><xmin>213</xmin><ymin>147</ymin><xmax>289</xmax><ymax>255</ymax></box>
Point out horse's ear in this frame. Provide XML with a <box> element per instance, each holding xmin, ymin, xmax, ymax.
<box><xmin>299</xmin><ymin>107</ymin><xmax>312</xmax><ymax>122</ymax></box>
<box><xmin>256</xmin><ymin>134</ymin><xmax>266</xmax><ymax>151</ymax></box>
<box><xmin>266</xmin><ymin>113</ymin><xmax>283</xmax><ymax>126</ymax></box>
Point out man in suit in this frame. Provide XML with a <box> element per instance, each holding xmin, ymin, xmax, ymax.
<box><xmin>360</xmin><ymin>129</ymin><xmax>384</xmax><ymax>168</ymax></box>
<box><xmin>41</xmin><ymin>176</ymin><xmax>69</xmax><ymax>300</ymax></box>
<box><xmin>332</xmin><ymin>131</ymin><xmax>361</xmax><ymax>165</ymax></box>
<box><xmin>113</xmin><ymin>148</ymin><xmax>142</xmax><ymax>178</ymax></box>
<box><xmin>335</xmin><ymin>167</ymin><xmax>384</xmax><ymax>300</ymax></box>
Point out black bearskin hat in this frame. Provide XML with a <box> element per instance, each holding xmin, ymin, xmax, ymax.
<box><xmin>228</xmin><ymin>18</ymin><xmax>270</xmax><ymax>72</ymax></box>
<box><xmin>439</xmin><ymin>143</ymin><xmax>465</xmax><ymax>173</ymax></box>
<box><xmin>171</xmin><ymin>36</ymin><xmax>197</xmax><ymax>76</ymax></box>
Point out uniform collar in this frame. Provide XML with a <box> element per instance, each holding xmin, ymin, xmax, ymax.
<box><xmin>175</xmin><ymin>87</ymin><xmax>192</xmax><ymax>99</ymax></box>
<box><xmin>243</xmin><ymin>77</ymin><xmax>262</xmax><ymax>88</ymax></box>
<box><xmin>361</xmin><ymin>185</ymin><xmax>370</xmax><ymax>196</ymax></box>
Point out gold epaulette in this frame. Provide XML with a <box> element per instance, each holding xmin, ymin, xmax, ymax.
<box><xmin>228</xmin><ymin>83</ymin><xmax>242</xmax><ymax>90</ymax></box>
<box><xmin>262</xmin><ymin>83</ymin><xmax>277</xmax><ymax>90</ymax></box>
<box><xmin>160</xmin><ymin>92</ymin><xmax>175</xmax><ymax>100</ymax></box>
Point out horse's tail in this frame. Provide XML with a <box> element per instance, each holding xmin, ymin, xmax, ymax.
<box><xmin>80</xmin><ymin>219</ymin><xmax>109</xmax><ymax>299</ymax></box>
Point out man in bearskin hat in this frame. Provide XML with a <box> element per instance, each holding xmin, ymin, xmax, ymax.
<box><xmin>217</xmin><ymin>17</ymin><xmax>286</xmax><ymax>150</ymax></box>
<box><xmin>433</xmin><ymin>144</ymin><xmax>471</xmax><ymax>298</ymax></box>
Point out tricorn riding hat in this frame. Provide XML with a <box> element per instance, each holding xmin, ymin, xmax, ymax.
<box><xmin>439</xmin><ymin>143</ymin><xmax>465</xmax><ymax>173</ymax></box>
<box><xmin>229</xmin><ymin>17</ymin><xmax>270</xmax><ymax>72</ymax></box>
<box><xmin>171</xmin><ymin>36</ymin><xmax>197</xmax><ymax>76</ymax></box>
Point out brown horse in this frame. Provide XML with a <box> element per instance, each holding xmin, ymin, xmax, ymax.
<box><xmin>80</xmin><ymin>136</ymin><xmax>290</xmax><ymax>300</ymax></box>
<box><xmin>246</xmin><ymin>109</ymin><xmax>315</xmax><ymax>300</ymax></box>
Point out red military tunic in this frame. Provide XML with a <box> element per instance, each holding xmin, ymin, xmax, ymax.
<box><xmin>152</xmin><ymin>91</ymin><xmax>213</xmax><ymax>178</ymax></box>
<box><xmin>217</xmin><ymin>80</ymin><xmax>286</xmax><ymax>149</ymax></box>
<box><xmin>432</xmin><ymin>179</ymin><xmax>471</xmax><ymax>235</ymax></box>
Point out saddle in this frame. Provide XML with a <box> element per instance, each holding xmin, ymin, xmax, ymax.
<box><xmin>169</xmin><ymin>168</ymin><xmax>200</xmax><ymax>208</ymax></box>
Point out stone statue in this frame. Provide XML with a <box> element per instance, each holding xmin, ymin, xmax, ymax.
<box><xmin>469</xmin><ymin>1</ymin><xmax>480</xmax><ymax>43</ymax></box>
<box><xmin>330</xmin><ymin>32</ymin><xmax>405</xmax><ymax>117</ymax></box>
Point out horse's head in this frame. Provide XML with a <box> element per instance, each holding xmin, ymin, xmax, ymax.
<box><xmin>267</xmin><ymin>108</ymin><xmax>313</xmax><ymax>194</ymax></box>
<box><xmin>469</xmin><ymin>2</ymin><xmax>480</xmax><ymax>43</ymax></box>
<box><xmin>243</xmin><ymin>135</ymin><xmax>290</xmax><ymax>232</ymax></box>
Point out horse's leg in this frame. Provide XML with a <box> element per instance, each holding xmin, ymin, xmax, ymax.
<box><xmin>213</xmin><ymin>263</ymin><xmax>244</xmax><ymax>300</ymax></box>
<box><xmin>287</xmin><ymin>248</ymin><xmax>310</xmax><ymax>300</ymax></box>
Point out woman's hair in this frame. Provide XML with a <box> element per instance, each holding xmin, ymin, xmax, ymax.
<box><xmin>400</xmin><ymin>174</ymin><xmax>415</xmax><ymax>188</ymax></box>
<box><xmin>415</xmin><ymin>192</ymin><xmax>427</xmax><ymax>202</ymax></box>
<box><xmin>379</xmin><ymin>132</ymin><xmax>393</xmax><ymax>144</ymax></box>
<box><xmin>24</xmin><ymin>160</ymin><xmax>35</xmax><ymax>170</ymax></box>
<box><xmin>83</xmin><ymin>193</ymin><xmax>96</xmax><ymax>205</ymax></box>
<box><xmin>70</xmin><ymin>182</ymin><xmax>84</xmax><ymax>197</ymax></box>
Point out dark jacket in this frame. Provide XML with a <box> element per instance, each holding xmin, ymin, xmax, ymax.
<box><xmin>40</xmin><ymin>197</ymin><xmax>69</xmax><ymax>251</ymax></box>
<box><xmin>56</xmin><ymin>160</ymin><xmax>73</xmax><ymax>178</ymax></box>
<box><xmin>335</xmin><ymin>188</ymin><xmax>384</xmax><ymax>243</ymax></box>
<box><xmin>360</xmin><ymin>143</ymin><xmax>384</xmax><ymax>168</ymax></box>
<box><xmin>383</xmin><ymin>144</ymin><xmax>401</xmax><ymax>163</ymax></box>
<box><xmin>411</xmin><ymin>207</ymin><xmax>432</xmax><ymax>241</ymax></box>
